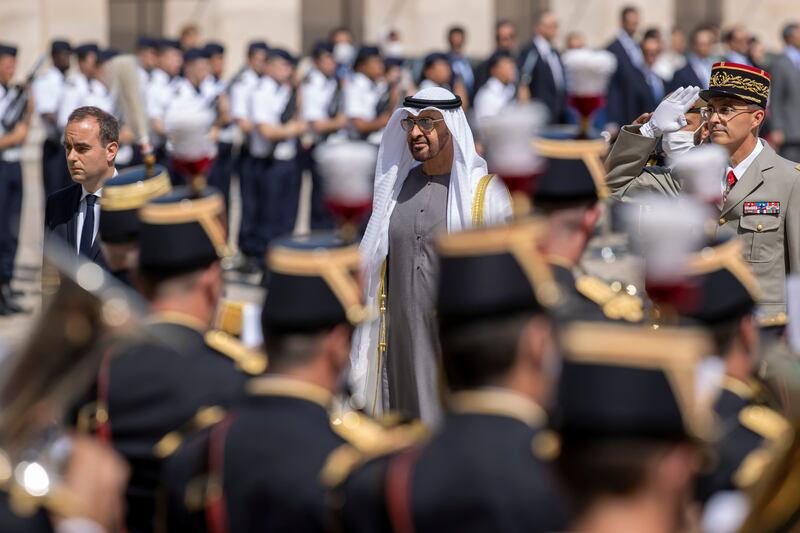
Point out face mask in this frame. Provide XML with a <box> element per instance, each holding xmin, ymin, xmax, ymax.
<box><xmin>333</xmin><ymin>42</ymin><xmax>355</xmax><ymax>66</ymax></box>
<box><xmin>663</xmin><ymin>122</ymin><xmax>705</xmax><ymax>160</ymax></box>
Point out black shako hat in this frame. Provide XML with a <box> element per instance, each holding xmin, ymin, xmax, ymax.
<box><xmin>435</xmin><ymin>220</ymin><xmax>561</xmax><ymax>326</ymax></box>
<box><xmin>533</xmin><ymin>135</ymin><xmax>609</xmax><ymax>206</ymax></box>
<box><xmin>138</xmin><ymin>186</ymin><xmax>229</xmax><ymax>274</ymax></box>
<box><xmin>262</xmin><ymin>233</ymin><xmax>368</xmax><ymax>333</ymax></box>
<box><xmin>700</xmin><ymin>62</ymin><xmax>771</xmax><ymax>109</ymax></box>
<box><xmin>99</xmin><ymin>165</ymin><xmax>171</xmax><ymax>244</ymax></box>
<box><xmin>554</xmin><ymin>322</ymin><xmax>714</xmax><ymax>442</ymax></box>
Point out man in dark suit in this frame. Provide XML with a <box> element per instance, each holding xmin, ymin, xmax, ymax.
<box><xmin>45</xmin><ymin>106</ymin><xmax>119</xmax><ymax>269</ymax></box>
<box><xmin>606</xmin><ymin>6</ymin><xmax>656</xmax><ymax>131</ymax></box>
<box><xmin>667</xmin><ymin>25</ymin><xmax>716</xmax><ymax>92</ymax></box>
<box><xmin>517</xmin><ymin>10</ymin><xmax>567</xmax><ymax>124</ymax></box>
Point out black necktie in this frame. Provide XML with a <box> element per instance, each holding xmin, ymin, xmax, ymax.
<box><xmin>80</xmin><ymin>194</ymin><xmax>97</xmax><ymax>256</ymax></box>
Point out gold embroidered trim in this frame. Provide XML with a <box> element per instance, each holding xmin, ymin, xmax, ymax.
<box><xmin>685</xmin><ymin>239</ymin><xmax>762</xmax><ymax>302</ymax></box>
<box><xmin>709</xmin><ymin>71</ymin><xmax>769</xmax><ymax>100</ymax></box>
<box><xmin>139</xmin><ymin>194</ymin><xmax>230</xmax><ymax>257</ymax></box>
<box><xmin>246</xmin><ymin>376</ymin><xmax>332</xmax><ymax>408</ymax></box>
<box><xmin>449</xmin><ymin>389</ymin><xmax>547</xmax><ymax>428</ymax></box>
<box><xmin>100</xmin><ymin>169</ymin><xmax>171</xmax><ymax>211</ymax></box>
<box><xmin>372</xmin><ymin>259</ymin><xmax>388</xmax><ymax>417</ymax></box>
<box><xmin>471</xmin><ymin>174</ymin><xmax>495</xmax><ymax>227</ymax></box>
<box><xmin>153</xmin><ymin>406</ymin><xmax>227</xmax><ymax>458</ymax></box>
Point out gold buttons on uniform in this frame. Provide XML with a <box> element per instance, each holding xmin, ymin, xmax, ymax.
<box><xmin>757</xmin><ymin>223</ymin><xmax>763</xmax><ymax>232</ymax></box>
<box><xmin>719</xmin><ymin>217</ymin><xmax>726</xmax><ymax>225</ymax></box>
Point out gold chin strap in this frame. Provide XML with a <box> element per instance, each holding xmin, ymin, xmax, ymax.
<box><xmin>533</xmin><ymin>137</ymin><xmax>610</xmax><ymax>199</ymax></box>
<box><xmin>268</xmin><ymin>244</ymin><xmax>372</xmax><ymax>325</ymax></box>
<box><xmin>435</xmin><ymin>219</ymin><xmax>562</xmax><ymax>309</ymax></box>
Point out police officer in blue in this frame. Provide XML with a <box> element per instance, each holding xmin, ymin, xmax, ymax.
<box><xmin>0</xmin><ymin>42</ymin><xmax>32</xmax><ymax>315</ymax></box>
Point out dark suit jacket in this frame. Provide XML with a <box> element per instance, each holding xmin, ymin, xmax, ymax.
<box><xmin>606</xmin><ymin>38</ymin><xmax>656</xmax><ymax>127</ymax></box>
<box><xmin>517</xmin><ymin>41</ymin><xmax>567</xmax><ymax>124</ymax></box>
<box><xmin>666</xmin><ymin>62</ymin><xmax>704</xmax><ymax>93</ymax></box>
<box><xmin>44</xmin><ymin>182</ymin><xmax>107</xmax><ymax>269</ymax></box>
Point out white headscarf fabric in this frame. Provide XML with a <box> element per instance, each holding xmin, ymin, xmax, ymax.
<box><xmin>349</xmin><ymin>87</ymin><xmax>512</xmax><ymax>413</ymax></box>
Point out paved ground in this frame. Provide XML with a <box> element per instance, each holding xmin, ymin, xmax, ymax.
<box><xmin>0</xmin><ymin>127</ymin><xmax>314</xmax><ymax>353</ymax></box>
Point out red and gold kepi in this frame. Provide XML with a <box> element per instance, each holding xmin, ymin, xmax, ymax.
<box><xmin>700</xmin><ymin>62</ymin><xmax>771</xmax><ymax>108</ymax></box>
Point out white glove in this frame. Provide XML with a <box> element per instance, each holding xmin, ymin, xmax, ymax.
<box><xmin>639</xmin><ymin>86</ymin><xmax>702</xmax><ymax>138</ymax></box>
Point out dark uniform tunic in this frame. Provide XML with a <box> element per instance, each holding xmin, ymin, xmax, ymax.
<box><xmin>335</xmin><ymin>389</ymin><xmax>569</xmax><ymax>533</ymax></box>
<box><xmin>0</xmin><ymin>492</ymin><xmax>53</xmax><ymax>533</ymax></box>
<box><xmin>162</xmin><ymin>376</ymin><xmax>345</xmax><ymax>533</ymax></box>
<box><xmin>78</xmin><ymin>316</ymin><xmax>248</xmax><ymax>533</ymax></box>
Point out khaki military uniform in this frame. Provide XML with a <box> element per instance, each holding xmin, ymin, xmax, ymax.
<box><xmin>605</xmin><ymin>125</ymin><xmax>800</xmax><ymax>318</ymax></box>
<box><xmin>605</xmin><ymin>125</ymin><xmax>681</xmax><ymax>202</ymax></box>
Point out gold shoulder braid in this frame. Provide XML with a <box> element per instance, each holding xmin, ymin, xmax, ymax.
<box><xmin>471</xmin><ymin>174</ymin><xmax>496</xmax><ymax>228</ymax></box>
<box><xmin>574</xmin><ymin>275</ymin><xmax>643</xmax><ymax>323</ymax></box>
<box><xmin>733</xmin><ymin>405</ymin><xmax>792</xmax><ymax>489</ymax></box>
<box><xmin>205</xmin><ymin>330</ymin><xmax>267</xmax><ymax>375</ymax></box>
<box><xmin>321</xmin><ymin>412</ymin><xmax>428</xmax><ymax>488</ymax></box>
<box><xmin>154</xmin><ymin>406</ymin><xmax>227</xmax><ymax>459</ymax></box>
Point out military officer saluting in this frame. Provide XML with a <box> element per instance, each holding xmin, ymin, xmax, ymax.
<box><xmin>161</xmin><ymin>233</ymin><xmax>391</xmax><ymax>532</ymax></box>
<box><xmin>74</xmin><ymin>186</ymin><xmax>262</xmax><ymax>533</ymax></box>
<box><xmin>329</xmin><ymin>220</ymin><xmax>568</xmax><ymax>533</ymax></box>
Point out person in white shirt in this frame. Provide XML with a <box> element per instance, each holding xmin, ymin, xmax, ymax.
<box><xmin>301</xmin><ymin>40</ymin><xmax>348</xmax><ymax>230</ymax></box>
<box><xmin>473</xmin><ymin>50</ymin><xmax>517</xmax><ymax>122</ymax></box>
<box><xmin>45</xmin><ymin>106</ymin><xmax>120</xmax><ymax>270</ymax></box>
<box><xmin>232</xmin><ymin>41</ymin><xmax>269</xmax><ymax>271</ymax></box>
<box><xmin>418</xmin><ymin>51</ymin><xmax>469</xmax><ymax>109</ymax></box>
<box><xmin>247</xmin><ymin>48</ymin><xmax>307</xmax><ymax>266</ymax></box>
<box><xmin>202</xmin><ymin>41</ymin><xmax>235</xmax><ymax>210</ymax></box>
<box><xmin>345</xmin><ymin>46</ymin><xmax>397</xmax><ymax>145</ymax></box>
<box><xmin>0</xmin><ymin>42</ymin><xmax>33</xmax><ymax>315</ymax></box>
<box><xmin>34</xmin><ymin>39</ymin><xmax>73</xmax><ymax>197</ymax></box>
<box><xmin>146</xmin><ymin>39</ymin><xmax>183</xmax><ymax>167</ymax></box>
<box><xmin>135</xmin><ymin>36</ymin><xmax>158</xmax><ymax>95</ymax></box>
<box><xmin>57</xmin><ymin>43</ymin><xmax>99</xmax><ymax>131</ymax></box>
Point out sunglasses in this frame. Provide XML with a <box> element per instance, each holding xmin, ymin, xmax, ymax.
<box><xmin>400</xmin><ymin>117</ymin><xmax>445</xmax><ymax>132</ymax></box>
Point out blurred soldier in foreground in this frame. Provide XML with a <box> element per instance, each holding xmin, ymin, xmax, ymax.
<box><xmin>0</xmin><ymin>242</ymin><xmax>138</xmax><ymax>532</ymax></box>
<box><xmin>0</xmin><ymin>42</ymin><xmax>33</xmax><ymax>315</ymax></box>
<box><xmin>74</xmin><ymin>187</ymin><xmax>260</xmax><ymax>533</ymax></box>
<box><xmin>162</xmin><ymin>233</ymin><xmax>386</xmax><ymax>532</ymax></box>
<box><xmin>330</xmin><ymin>220</ymin><xmax>567</xmax><ymax>533</ymax></box>
<box><xmin>351</xmin><ymin>87</ymin><xmax>511</xmax><ymax>423</ymax></box>
<box><xmin>34</xmin><ymin>39</ymin><xmax>73</xmax><ymax>197</ymax></box>
<box><xmin>555</xmin><ymin>323</ymin><xmax>713</xmax><ymax>532</ymax></box>
<box><xmin>98</xmin><ymin>163</ymin><xmax>172</xmax><ymax>285</ymax></box>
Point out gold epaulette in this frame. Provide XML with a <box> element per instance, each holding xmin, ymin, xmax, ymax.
<box><xmin>216</xmin><ymin>300</ymin><xmax>246</xmax><ymax>336</ymax></box>
<box><xmin>574</xmin><ymin>275</ymin><xmax>643</xmax><ymax>323</ymax></box>
<box><xmin>320</xmin><ymin>412</ymin><xmax>428</xmax><ymax>488</ymax></box>
<box><xmin>205</xmin><ymin>330</ymin><xmax>268</xmax><ymax>376</ymax></box>
<box><xmin>795</xmin><ymin>164</ymin><xmax>800</xmax><ymax>172</ymax></box>
<box><xmin>154</xmin><ymin>406</ymin><xmax>227</xmax><ymax>459</ymax></box>
<box><xmin>734</xmin><ymin>405</ymin><xmax>792</xmax><ymax>489</ymax></box>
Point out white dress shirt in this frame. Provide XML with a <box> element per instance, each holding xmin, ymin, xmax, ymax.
<box><xmin>723</xmin><ymin>139</ymin><xmax>763</xmax><ymax>195</ymax></box>
<box><xmin>229</xmin><ymin>68</ymin><xmax>260</xmax><ymax>121</ymax></box>
<box><xmin>249</xmin><ymin>76</ymin><xmax>295</xmax><ymax>160</ymax></box>
<box><xmin>473</xmin><ymin>77</ymin><xmax>516</xmax><ymax>122</ymax></box>
<box><xmin>76</xmin><ymin>169</ymin><xmax>117</xmax><ymax>252</ymax></box>
<box><xmin>344</xmin><ymin>72</ymin><xmax>386</xmax><ymax>144</ymax></box>
<box><xmin>33</xmin><ymin>66</ymin><xmax>68</xmax><ymax>139</ymax></box>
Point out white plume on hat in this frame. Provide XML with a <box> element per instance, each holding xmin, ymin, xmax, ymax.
<box><xmin>164</xmin><ymin>102</ymin><xmax>217</xmax><ymax>161</ymax></box>
<box><xmin>479</xmin><ymin>102</ymin><xmax>548</xmax><ymax>175</ymax></box>
<box><xmin>562</xmin><ymin>49</ymin><xmax>617</xmax><ymax>96</ymax></box>
<box><xmin>314</xmin><ymin>141</ymin><xmax>377</xmax><ymax>205</ymax></box>
<box><xmin>670</xmin><ymin>144</ymin><xmax>728</xmax><ymax>205</ymax></box>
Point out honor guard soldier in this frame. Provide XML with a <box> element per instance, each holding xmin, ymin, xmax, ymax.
<box><xmin>161</xmin><ymin>233</ymin><xmax>404</xmax><ymax>532</ymax></box>
<box><xmin>670</xmin><ymin>238</ymin><xmax>791</xmax><ymax>530</ymax></box>
<box><xmin>231</xmin><ymin>41</ymin><xmax>268</xmax><ymax>271</ymax></box>
<box><xmin>534</xmin><ymin>136</ymin><xmax>644</xmax><ymax>324</ymax></box>
<box><xmin>554</xmin><ymin>322</ymin><xmax>714</xmax><ymax>532</ymax></box>
<box><xmin>0</xmin><ymin>42</ymin><xmax>32</xmax><ymax>315</ymax></box>
<box><xmin>249</xmin><ymin>48</ymin><xmax>306</xmax><ymax>262</ymax></box>
<box><xmin>329</xmin><ymin>220</ymin><xmax>567</xmax><ymax>533</ymax></box>
<box><xmin>34</xmin><ymin>39</ymin><xmax>73</xmax><ymax>197</ymax></box>
<box><xmin>202</xmin><ymin>41</ymin><xmax>235</xmax><ymax>211</ymax></box>
<box><xmin>146</xmin><ymin>39</ymin><xmax>183</xmax><ymax>167</ymax></box>
<box><xmin>345</xmin><ymin>46</ymin><xmax>396</xmax><ymax>145</ymax></box>
<box><xmin>301</xmin><ymin>41</ymin><xmax>348</xmax><ymax>230</ymax></box>
<box><xmin>57</xmin><ymin>43</ymin><xmax>109</xmax><ymax>131</ymax></box>
<box><xmin>74</xmin><ymin>187</ymin><xmax>262</xmax><ymax>533</ymax></box>
<box><xmin>97</xmin><ymin>163</ymin><xmax>172</xmax><ymax>284</ymax></box>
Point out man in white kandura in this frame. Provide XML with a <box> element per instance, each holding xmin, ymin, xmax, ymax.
<box><xmin>351</xmin><ymin>87</ymin><xmax>512</xmax><ymax>425</ymax></box>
